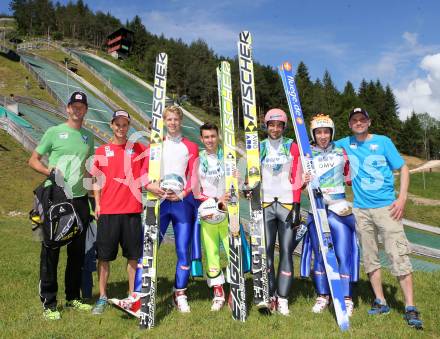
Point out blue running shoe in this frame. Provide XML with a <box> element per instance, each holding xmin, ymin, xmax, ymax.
<box><xmin>368</xmin><ymin>298</ymin><xmax>390</xmax><ymax>315</ymax></box>
<box><xmin>92</xmin><ymin>297</ymin><xmax>108</xmax><ymax>315</ymax></box>
<box><xmin>404</xmin><ymin>306</ymin><xmax>423</xmax><ymax>330</ymax></box>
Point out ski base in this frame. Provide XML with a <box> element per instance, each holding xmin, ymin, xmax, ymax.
<box><xmin>228</xmin><ymin>234</ymin><xmax>247</xmax><ymax>321</ymax></box>
<box><xmin>237</xmin><ymin>30</ymin><xmax>270</xmax><ymax>309</ymax></box>
<box><xmin>109</xmin><ymin>298</ymin><xmax>140</xmax><ymax>318</ymax></box>
<box><xmin>139</xmin><ymin>203</ymin><xmax>159</xmax><ymax>329</ymax></box>
<box><xmin>249</xmin><ymin>191</ymin><xmax>269</xmax><ymax>307</ymax></box>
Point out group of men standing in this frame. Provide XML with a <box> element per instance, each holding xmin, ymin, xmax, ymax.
<box><xmin>28</xmin><ymin>91</ymin><xmax>422</xmax><ymax>329</ymax></box>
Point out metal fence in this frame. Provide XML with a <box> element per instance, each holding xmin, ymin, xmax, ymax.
<box><xmin>68</xmin><ymin>50</ymin><xmax>150</xmax><ymax>123</ymax></box>
<box><xmin>18</xmin><ymin>53</ymin><xmax>111</xmax><ymax>143</ymax></box>
<box><xmin>48</xmin><ymin>56</ymin><xmax>149</xmax><ymax>134</ymax></box>
<box><xmin>0</xmin><ymin>116</ymin><xmax>38</xmax><ymax>152</ymax></box>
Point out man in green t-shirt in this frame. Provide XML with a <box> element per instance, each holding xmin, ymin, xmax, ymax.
<box><xmin>29</xmin><ymin>91</ymin><xmax>94</xmax><ymax>320</ymax></box>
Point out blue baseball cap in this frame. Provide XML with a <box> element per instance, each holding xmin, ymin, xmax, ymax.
<box><xmin>349</xmin><ymin>107</ymin><xmax>370</xmax><ymax>120</ymax></box>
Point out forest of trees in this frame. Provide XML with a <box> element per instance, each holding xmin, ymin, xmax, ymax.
<box><xmin>7</xmin><ymin>0</ymin><xmax>440</xmax><ymax>159</ymax></box>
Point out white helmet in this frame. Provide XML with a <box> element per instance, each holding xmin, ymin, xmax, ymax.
<box><xmin>160</xmin><ymin>174</ymin><xmax>184</xmax><ymax>195</ymax></box>
<box><xmin>198</xmin><ymin>198</ymin><xmax>226</xmax><ymax>224</ymax></box>
<box><xmin>310</xmin><ymin>114</ymin><xmax>335</xmax><ymax>143</ymax></box>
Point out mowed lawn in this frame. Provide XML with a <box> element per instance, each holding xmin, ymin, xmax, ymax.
<box><xmin>0</xmin><ymin>127</ymin><xmax>439</xmax><ymax>338</ymax></box>
<box><xmin>408</xmin><ymin>172</ymin><xmax>440</xmax><ymax>200</ymax></box>
<box><xmin>0</xmin><ymin>215</ymin><xmax>439</xmax><ymax>338</ymax></box>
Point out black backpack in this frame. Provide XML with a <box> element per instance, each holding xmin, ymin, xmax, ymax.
<box><xmin>29</xmin><ymin>170</ymin><xmax>83</xmax><ymax>248</ymax></box>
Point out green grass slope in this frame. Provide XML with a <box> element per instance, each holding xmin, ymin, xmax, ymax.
<box><xmin>0</xmin><ymin>130</ymin><xmax>44</xmax><ymax>214</ymax></box>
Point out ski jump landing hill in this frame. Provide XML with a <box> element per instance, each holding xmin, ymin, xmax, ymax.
<box><xmin>19</xmin><ymin>53</ymin><xmax>138</xmax><ymax>141</ymax></box>
<box><xmin>69</xmin><ymin>49</ymin><xmax>206</xmax><ymax>147</ymax></box>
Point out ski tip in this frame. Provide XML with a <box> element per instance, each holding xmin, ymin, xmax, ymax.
<box><xmin>281</xmin><ymin>62</ymin><xmax>292</xmax><ymax>71</ymax></box>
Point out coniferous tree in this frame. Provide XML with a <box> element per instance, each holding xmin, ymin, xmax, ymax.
<box><xmin>398</xmin><ymin>112</ymin><xmax>424</xmax><ymax>157</ymax></box>
<box><xmin>336</xmin><ymin>81</ymin><xmax>361</xmax><ymax>138</ymax></box>
<box><xmin>381</xmin><ymin>85</ymin><xmax>401</xmax><ymax>143</ymax></box>
<box><xmin>295</xmin><ymin>61</ymin><xmax>314</xmax><ymax>119</ymax></box>
<box><xmin>9</xmin><ymin>0</ymin><xmax>439</xmax><ymax>157</ymax></box>
<box><xmin>322</xmin><ymin>70</ymin><xmax>340</xmax><ymax>115</ymax></box>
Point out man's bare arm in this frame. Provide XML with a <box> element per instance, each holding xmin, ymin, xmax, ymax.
<box><xmin>28</xmin><ymin>151</ymin><xmax>50</xmax><ymax>176</ymax></box>
<box><xmin>389</xmin><ymin>164</ymin><xmax>409</xmax><ymax>220</ymax></box>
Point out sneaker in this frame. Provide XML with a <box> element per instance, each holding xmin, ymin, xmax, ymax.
<box><xmin>345</xmin><ymin>299</ymin><xmax>354</xmax><ymax>317</ymax></box>
<box><xmin>404</xmin><ymin>306</ymin><xmax>423</xmax><ymax>330</ymax></box>
<box><xmin>43</xmin><ymin>308</ymin><xmax>61</xmax><ymax>320</ymax></box>
<box><xmin>268</xmin><ymin>296</ymin><xmax>277</xmax><ymax>314</ymax></box>
<box><xmin>256</xmin><ymin>299</ymin><xmax>271</xmax><ymax>315</ymax></box>
<box><xmin>277</xmin><ymin>297</ymin><xmax>290</xmax><ymax>316</ymax></box>
<box><xmin>368</xmin><ymin>298</ymin><xmax>390</xmax><ymax>315</ymax></box>
<box><xmin>65</xmin><ymin>299</ymin><xmax>93</xmax><ymax>311</ymax></box>
<box><xmin>92</xmin><ymin>297</ymin><xmax>108</xmax><ymax>315</ymax></box>
<box><xmin>211</xmin><ymin>285</ymin><xmax>225</xmax><ymax>312</ymax></box>
<box><xmin>173</xmin><ymin>289</ymin><xmax>190</xmax><ymax>313</ymax></box>
<box><xmin>312</xmin><ymin>295</ymin><xmax>330</xmax><ymax>314</ymax></box>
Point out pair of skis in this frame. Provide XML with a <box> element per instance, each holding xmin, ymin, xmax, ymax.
<box><xmin>215</xmin><ymin>31</ymin><xmax>271</xmax><ymax>321</ymax></box>
<box><xmin>237</xmin><ymin>31</ymin><xmax>270</xmax><ymax>311</ymax></box>
<box><xmin>137</xmin><ymin>52</ymin><xmax>168</xmax><ymax>329</ymax></box>
<box><xmin>217</xmin><ymin>61</ymin><xmax>247</xmax><ymax>322</ymax></box>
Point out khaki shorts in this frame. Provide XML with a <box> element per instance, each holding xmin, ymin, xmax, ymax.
<box><xmin>353</xmin><ymin>206</ymin><xmax>413</xmax><ymax>277</ymax></box>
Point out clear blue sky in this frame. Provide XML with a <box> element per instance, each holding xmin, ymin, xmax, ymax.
<box><xmin>2</xmin><ymin>0</ymin><xmax>440</xmax><ymax>118</ymax></box>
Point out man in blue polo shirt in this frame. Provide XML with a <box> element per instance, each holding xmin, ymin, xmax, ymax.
<box><xmin>335</xmin><ymin>108</ymin><xmax>422</xmax><ymax>330</ymax></box>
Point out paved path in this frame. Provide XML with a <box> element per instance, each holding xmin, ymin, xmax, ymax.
<box><xmin>409</xmin><ymin>160</ymin><xmax>440</xmax><ymax>173</ymax></box>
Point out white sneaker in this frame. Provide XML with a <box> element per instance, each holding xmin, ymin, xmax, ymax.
<box><xmin>211</xmin><ymin>285</ymin><xmax>225</xmax><ymax>312</ymax></box>
<box><xmin>277</xmin><ymin>297</ymin><xmax>290</xmax><ymax>316</ymax></box>
<box><xmin>345</xmin><ymin>299</ymin><xmax>354</xmax><ymax>317</ymax></box>
<box><xmin>312</xmin><ymin>295</ymin><xmax>330</xmax><ymax>313</ymax></box>
<box><xmin>173</xmin><ymin>290</ymin><xmax>191</xmax><ymax>313</ymax></box>
<box><xmin>211</xmin><ymin>297</ymin><xmax>225</xmax><ymax>311</ymax></box>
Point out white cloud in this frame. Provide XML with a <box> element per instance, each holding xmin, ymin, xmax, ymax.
<box><xmin>351</xmin><ymin>31</ymin><xmax>440</xmax><ymax>119</ymax></box>
<box><xmin>357</xmin><ymin>31</ymin><xmax>439</xmax><ymax>84</ymax></box>
<box><xmin>394</xmin><ymin>53</ymin><xmax>440</xmax><ymax>119</ymax></box>
<box><xmin>140</xmin><ymin>8</ymin><xmax>238</xmax><ymax>53</ymax></box>
<box><xmin>402</xmin><ymin>31</ymin><xmax>418</xmax><ymax>47</ymax></box>
<box><xmin>138</xmin><ymin>5</ymin><xmax>348</xmax><ymax>60</ymax></box>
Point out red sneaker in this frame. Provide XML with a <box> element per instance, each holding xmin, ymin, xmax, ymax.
<box><xmin>211</xmin><ymin>285</ymin><xmax>225</xmax><ymax>311</ymax></box>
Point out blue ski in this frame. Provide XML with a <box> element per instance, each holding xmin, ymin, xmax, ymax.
<box><xmin>279</xmin><ymin>61</ymin><xmax>349</xmax><ymax>331</ymax></box>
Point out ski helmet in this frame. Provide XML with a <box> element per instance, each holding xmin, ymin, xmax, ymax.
<box><xmin>264</xmin><ymin>108</ymin><xmax>288</xmax><ymax>126</ymax></box>
<box><xmin>310</xmin><ymin>114</ymin><xmax>335</xmax><ymax>143</ymax></box>
<box><xmin>160</xmin><ymin>174</ymin><xmax>184</xmax><ymax>195</ymax></box>
<box><xmin>198</xmin><ymin>198</ymin><xmax>226</xmax><ymax>224</ymax></box>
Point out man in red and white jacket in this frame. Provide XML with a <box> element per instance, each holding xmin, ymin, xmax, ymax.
<box><xmin>90</xmin><ymin>110</ymin><xmax>147</xmax><ymax>315</ymax></box>
<box><xmin>142</xmin><ymin>105</ymin><xmax>199</xmax><ymax>313</ymax></box>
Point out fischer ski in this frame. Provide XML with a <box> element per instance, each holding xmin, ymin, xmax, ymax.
<box><xmin>217</xmin><ymin>61</ymin><xmax>247</xmax><ymax>322</ymax></box>
<box><xmin>237</xmin><ymin>31</ymin><xmax>269</xmax><ymax>310</ymax></box>
<box><xmin>139</xmin><ymin>52</ymin><xmax>168</xmax><ymax>329</ymax></box>
<box><xmin>279</xmin><ymin>61</ymin><xmax>349</xmax><ymax>331</ymax></box>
